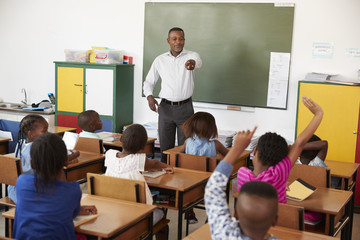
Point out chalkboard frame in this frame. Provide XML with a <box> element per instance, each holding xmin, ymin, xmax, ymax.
<box><xmin>143</xmin><ymin>2</ymin><xmax>294</xmax><ymax>109</ymax></box>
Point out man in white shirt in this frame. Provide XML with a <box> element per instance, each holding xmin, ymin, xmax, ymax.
<box><xmin>143</xmin><ymin>27</ymin><xmax>202</xmax><ymax>162</ymax></box>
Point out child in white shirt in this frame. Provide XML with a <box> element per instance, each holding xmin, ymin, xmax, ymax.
<box><xmin>104</xmin><ymin>124</ymin><xmax>173</xmax><ymax>225</ymax></box>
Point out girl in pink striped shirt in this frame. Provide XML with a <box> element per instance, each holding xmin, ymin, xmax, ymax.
<box><xmin>237</xmin><ymin>96</ymin><xmax>324</xmax><ymax>203</ymax></box>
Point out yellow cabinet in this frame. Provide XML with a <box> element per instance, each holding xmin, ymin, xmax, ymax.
<box><xmin>296</xmin><ymin>81</ymin><xmax>360</xmax><ymax>163</ymax></box>
<box><xmin>57</xmin><ymin>67</ymin><xmax>84</xmax><ymax>113</ymax></box>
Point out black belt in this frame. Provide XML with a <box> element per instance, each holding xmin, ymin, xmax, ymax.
<box><xmin>162</xmin><ymin>97</ymin><xmax>191</xmax><ymax>106</ymax></box>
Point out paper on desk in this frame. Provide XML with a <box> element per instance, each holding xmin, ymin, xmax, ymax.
<box><xmin>63</xmin><ymin>131</ymin><xmax>78</xmax><ymax>150</ymax></box>
<box><xmin>267</xmin><ymin>52</ymin><xmax>290</xmax><ymax>108</ymax></box>
<box><xmin>73</xmin><ymin>214</ymin><xmax>98</xmax><ymax>227</ymax></box>
<box><xmin>0</xmin><ymin>130</ymin><xmax>13</xmax><ymax>141</ymax></box>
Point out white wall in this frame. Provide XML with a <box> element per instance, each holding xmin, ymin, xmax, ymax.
<box><xmin>1</xmin><ymin>0</ymin><xmax>359</xmax><ymax>141</ymax></box>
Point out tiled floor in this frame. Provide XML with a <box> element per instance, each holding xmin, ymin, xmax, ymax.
<box><xmin>1</xmin><ymin>185</ymin><xmax>360</xmax><ymax>240</ymax></box>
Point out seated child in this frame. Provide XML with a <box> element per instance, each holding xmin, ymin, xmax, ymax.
<box><xmin>78</xmin><ymin>110</ymin><xmax>103</xmax><ymax>138</ymax></box>
<box><xmin>180</xmin><ymin>111</ymin><xmax>228</xmax><ymax>157</ymax></box>
<box><xmin>104</xmin><ymin>124</ymin><xmax>173</xmax><ymax>225</ymax></box>
<box><xmin>296</xmin><ymin>134</ymin><xmax>328</xmax><ymax>167</ymax></box>
<box><xmin>205</xmin><ymin>128</ymin><xmax>279</xmax><ymax>240</ymax></box>
<box><xmin>237</xmin><ymin>96</ymin><xmax>323</xmax><ymax>203</ymax></box>
<box><xmin>180</xmin><ymin>111</ymin><xmax>229</xmax><ymax>223</ymax></box>
<box><xmin>13</xmin><ymin>133</ymin><xmax>97</xmax><ymax>239</ymax></box>
<box><xmin>8</xmin><ymin>114</ymin><xmax>79</xmax><ymax>204</ymax></box>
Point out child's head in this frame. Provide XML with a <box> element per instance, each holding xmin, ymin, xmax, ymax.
<box><xmin>77</xmin><ymin>110</ymin><xmax>102</xmax><ymax>133</ymax></box>
<box><xmin>236</xmin><ymin>181</ymin><xmax>278</xmax><ymax>240</ymax></box>
<box><xmin>182</xmin><ymin>111</ymin><xmax>218</xmax><ymax>139</ymax></box>
<box><xmin>18</xmin><ymin>114</ymin><xmax>48</xmax><ymax>142</ymax></box>
<box><xmin>121</xmin><ymin>124</ymin><xmax>148</xmax><ymax>154</ymax></box>
<box><xmin>254</xmin><ymin>132</ymin><xmax>288</xmax><ymax>167</ymax></box>
<box><xmin>30</xmin><ymin>133</ymin><xmax>67</xmax><ymax>194</ymax></box>
<box><xmin>300</xmin><ymin>134</ymin><xmax>321</xmax><ymax>161</ymax></box>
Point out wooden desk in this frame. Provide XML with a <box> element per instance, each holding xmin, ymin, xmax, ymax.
<box><xmin>326</xmin><ymin>160</ymin><xmax>359</xmax><ymax>239</ymax></box>
<box><xmin>183</xmin><ymin>223</ymin><xmax>335</xmax><ymax>240</ymax></box>
<box><xmin>48</xmin><ymin>126</ymin><xmax>77</xmax><ymax>135</ymax></box>
<box><xmin>326</xmin><ymin>160</ymin><xmax>359</xmax><ymax>191</ymax></box>
<box><xmin>2</xmin><ymin>194</ymin><xmax>156</xmax><ymax>240</ymax></box>
<box><xmin>64</xmin><ymin>151</ymin><xmax>105</xmax><ymax>182</ymax></box>
<box><xmin>0</xmin><ymin>137</ymin><xmax>11</xmax><ymax>154</ymax></box>
<box><xmin>3</xmin><ymin>151</ymin><xmax>105</xmax><ymax>183</ymax></box>
<box><xmin>287</xmin><ymin>187</ymin><xmax>353</xmax><ymax>239</ymax></box>
<box><xmin>145</xmin><ymin>167</ymin><xmax>211</xmax><ymax>240</ymax></box>
<box><xmin>98</xmin><ymin>132</ymin><xmax>157</xmax><ymax>158</ymax></box>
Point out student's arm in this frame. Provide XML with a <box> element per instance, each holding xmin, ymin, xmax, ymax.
<box><xmin>67</xmin><ymin>150</ymin><xmax>80</xmax><ymax>164</ymax></box>
<box><xmin>145</xmin><ymin>157</ymin><xmax>173</xmax><ymax>173</ymax></box>
<box><xmin>288</xmin><ymin>97</ymin><xmax>323</xmax><ymax>166</ymax></box>
<box><xmin>303</xmin><ymin>140</ymin><xmax>328</xmax><ymax>161</ymax></box>
<box><xmin>79</xmin><ymin>205</ymin><xmax>97</xmax><ymax>215</ymax></box>
<box><xmin>178</xmin><ymin>139</ymin><xmax>188</xmax><ymax>153</ymax></box>
<box><xmin>205</xmin><ymin>128</ymin><xmax>256</xmax><ymax>239</ymax></box>
<box><xmin>214</xmin><ymin>140</ymin><xmax>229</xmax><ymax>157</ymax></box>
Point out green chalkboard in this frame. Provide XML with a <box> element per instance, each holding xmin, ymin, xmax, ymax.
<box><xmin>143</xmin><ymin>3</ymin><xmax>294</xmax><ymax>109</ymax></box>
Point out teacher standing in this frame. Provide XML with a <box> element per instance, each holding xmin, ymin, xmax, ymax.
<box><xmin>143</xmin><ymin>27</ymin><xmax>202</xmax><ymax>162</ymax></box>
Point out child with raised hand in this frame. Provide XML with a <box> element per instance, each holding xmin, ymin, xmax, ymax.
<box><xmin>104</xmin><ymin>124</ymin><xmax>173</xmax><ymax>225</ymax></box>
<box><xmin>237</xmin><ymin>96</ymin><xmax>324</xmax><ymax>203</ymax></box>
<box><xmin>206</xmin><ymin>127</ymin><xmax>281</xmax><ymax>240</ymax></box>
<box><xmin>78</xmin><ymin>110</ymin><xmax>103</xmax><ymax>138</ymax></box>
<box><xmin>296</xmin><ymin>134</ymin><xmax>328</xmax><ymax>167</ymax></box>
<box><xmin>180</xmin><ymin>111</ymin><xmax>228</xmax><ymax>158</ymax></box>
<box><xmin>13</xmin><ymin>133</ymin><xmax>97</xmax><ymax>239</ymax></box>
<box><xmin>8</xmin><ymin>114</ymin><xmax>78</xmax><ymax>203</ymax></box>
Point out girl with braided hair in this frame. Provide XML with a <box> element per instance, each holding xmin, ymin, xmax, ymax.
<box><xmin>8</xmin><ymin>114</ymin><xmax>79</xmax><ymax>203</ymax></box>
<box><xmin>8</xmin><ymin>114</ymin><xmax>49</xmax><ymax>203</ymax></box>
<box><xmin>237</xmin><ymin>96</ymin><xmax>324</xmax><ymax>203</ymax></box>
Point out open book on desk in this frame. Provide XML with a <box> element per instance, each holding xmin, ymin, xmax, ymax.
<box><xmin>286</xmin><ymin>178</ymin><xmax>316</xmax><ymax>201</ymax></box>
<box><xmin>97</xmin><ymin>131</ymin><xmax>120</xmax><ymax>142</ymax></box>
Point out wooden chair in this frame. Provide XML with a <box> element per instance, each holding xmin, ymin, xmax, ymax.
<box><xmin>277</xmin><ymin>203</ymin><xmax>305</xmax><ymax>230</ymax></box>
<box><xmin>0</xmin><ymin>155</ymin><xmax>22</xmax><ymax>237</ymax></box>
<box><xmin>169</xmin><ymin>152</ymin><xmax>218</xmax><ymax>172</ymax></box>
<box><xmin>87</xmin><ymin>173</ymin><xmax>170</xmax><ymax>239</ymax></box>
<box><xmin>74</xmin><ymin>137</ymin><xmax>104</xmax><ymax>154</ymax></box>
<box><xmin>288</xmin><ymin>164</ymin><xmax>330</xmax><ymax>188</ymax></box>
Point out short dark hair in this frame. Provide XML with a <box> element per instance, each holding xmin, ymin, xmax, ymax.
<box><xmin>239</xmin><ymin>181</ymin><xmax>278</xmax><ymax>201</ymax></box>
<box><xmin>78</xmin><ymin>110</ymin><xmax>99</xmax><ymax>132</ymax></box>
<box><xmin>168</xmin><ymin>27</ymin><xmax>185</xmax><ymax>37</ymax></box>
<box><xmin>122</xmin><ymin>124</ymin><xmax>148</xmax><ymax>154</ymax></box>
<box><xmin>300</xmin><ymin>134</ymin><xmax>321</xmax><ymax>160</ymax></box>
<box><xmin>16</xmin><ymin>114</ymin><xmax>47</xmax><ymax>159</ymax></box>
<box><xmin>256</xmin><ymin>132</ymin><xmax>288</xmax><ymax>166</ymax></box>
<box><xmin>30</xmin><ymin>133</ymin><xmax>67</xmax><ymax>195</ymax></box>
<box><xmin>182</xmin><ymin>112</ymin><xmax>218</xmax><ymax>140</ymax></box>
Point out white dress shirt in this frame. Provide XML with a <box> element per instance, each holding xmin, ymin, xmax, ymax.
<box><xmin>143</xmin><ymin>49</ymin><xmax>202</xmax><ymax>102</ymax></box>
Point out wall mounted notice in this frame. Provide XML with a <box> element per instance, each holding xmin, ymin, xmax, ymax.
<box><xmin>312</xmin><ymin>42</ymin><xmax>334</xmax><ymax>58</ymax></box>
<box><xmin>267</xmin><ymin>52</ymin><xmax>290</xmax><ymax>108</ymax></box>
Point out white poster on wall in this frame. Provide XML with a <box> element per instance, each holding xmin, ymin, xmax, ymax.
<box><xmin>267</xmin><ymin>52</ymin><xmax>290</xmax><ymax>108</ymax></box>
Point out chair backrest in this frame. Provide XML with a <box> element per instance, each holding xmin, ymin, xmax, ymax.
<box><xmin>277</xmin><ymin>203</ymin><xmax>305</xmax><ymax>230</ymax></box>
<box><xmin>288</xmin><ymin>164</ymin><xmax>330</xmax><ymax>188</ymax></box>
<box><xmin>74</xmin><ymin>137</ymin><xmax>104</xmax><ymax>154</ymax></box>
<box><xmin>87</xmin><ymin>173</ymin><xmax>147</xmax><ymax>203</ymax></box>
<box><xmin>169</xmin><ymin>153</ymin><xmax>218</xmax><ymax>172</ymax></box>
<box><xmin>0</xmin><ymin>155</ymin><xmax>22</xmax><ymax>186</ymax></box>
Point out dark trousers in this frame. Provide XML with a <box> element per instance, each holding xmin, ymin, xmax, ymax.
<box><xmin>158</xmin><ymin>99</ymin><xmax>194</xmax><ymax>163</ymax></box>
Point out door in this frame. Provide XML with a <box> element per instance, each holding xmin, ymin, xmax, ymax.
<box><xmin>297</xmin><ymin>82</ymin><xmax>360</xmax><ymax>163</ymax></box>
<box><xmin>85</xmin><ymin>68</ymin><xmax>113</xmax><ymax>116</ymax></box>
<box><xmin>57</xmin><ymin>67</ymin><xmax>84</xmax><ymax>113</ymax></box>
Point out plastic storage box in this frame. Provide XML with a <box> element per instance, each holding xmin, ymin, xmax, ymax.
<box><xmin>94</xmin><ymin>49</ymin><xmax>124</xmax><ymax>64</ymax></box>
<box><xmin>64</xmin><ymin>49</ymin><xmax>89</xmax><ymax>63</ymax></box>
